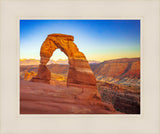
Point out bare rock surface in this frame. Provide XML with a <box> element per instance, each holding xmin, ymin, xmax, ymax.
<box><xmin>20</xmin><ymin>80</ymin><xmax>121</xmax><ymax>114</ymax></box>
<box><xmin>97</xmin><ymin>81</ymin><xmax>140</xmax><ymax>114</ymax></box>
<box><xmin>31</xmin><ymin>33</ymin><xmax>100</xmax><ymax>100</ymax></box>
<box><xmin>31</xmin><ymin>64</ymin><xmax>51</xmax><ymax>84</ymax></box>
<box><xmin>32</xmin><ymin>33</ymin><xmax>96</xmax><ymax>88</ymax></box>
<box><xmin>90</xmin><ymin>58</ymin><xmax>140</xmax><ymax>87</ymax></box>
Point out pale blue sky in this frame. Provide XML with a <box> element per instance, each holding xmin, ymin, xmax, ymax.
<box><xmin>20</xmin><ymin>20</ymin><xmax>140</xmax><ymax>61</ymax></box>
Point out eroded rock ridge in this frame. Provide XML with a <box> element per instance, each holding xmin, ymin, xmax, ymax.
<box><xmin>31</xmin><ymin>34</ymin><xmax>97</xmax><ymax>88</ymax></box>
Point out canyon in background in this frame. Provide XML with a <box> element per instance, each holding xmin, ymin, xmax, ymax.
<box><xmin>20</xmin><ymin>57</ymin><xmax>140</xmax><ymax>114</ymax></box>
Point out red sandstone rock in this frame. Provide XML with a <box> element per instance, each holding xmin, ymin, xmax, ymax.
<box><xmin>31</xmin><ymin>33</ymin><xmax>100</xmax><ymax>100</ymax></box>
<box><xmin>67</xmin><ymin>59</ymin><xmax>96</xmax><ymax>87</ymax></box>
<box><xmin>20</xmin><ymin>80</ymin><xmax>120</xmax><ymax>114</ymax></box>
<box><xmin>32</xmin><ymin>34</ymin><xmax>97</xmax><ymax>87</ymax></box>
<box><xmin>24</xmin><ymin>71</ymin><xmax>37</xmax><ymax>81</ymax></box>
<box><xmin>90</xmin><ymin>58</ymin><xmax>140</xmax><ymax>86</ymax></box>
<box><xmin>31</xmin><ymin>64</ymin><xmax>51</xmax><ymax>84</ymax></box>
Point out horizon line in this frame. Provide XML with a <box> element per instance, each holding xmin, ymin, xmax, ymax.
<box><xmin>20</xmin><ymin>57</ymin><xmax>140</xmax><ymax>62</ymax></box>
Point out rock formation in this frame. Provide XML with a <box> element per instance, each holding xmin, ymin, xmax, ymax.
<box><xmin>24</xmin><ymin>71</ymin><xmax>37</xmax><ymax>81</ymax></box>
<box><xmin>31</xmin><ymin>64</ymin><xmax>51</xmax><ymax>84</ymax></box>
<box><xmin>20</xmin><ymin>80</ymin><xmax>120</xmax><ymax>114</ymax></box>
<box><xmin>90</xmin><ymin>58</ymin><xmax>140</xmax><ymax>87</ymax></box>
<box><xmin>31</xmin><ymin>34</ymin><xmax>97</xmax><ymax>88</ymax></box>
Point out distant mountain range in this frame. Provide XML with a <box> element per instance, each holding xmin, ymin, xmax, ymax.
<box><xmin>20</xmin><ymin>59</ymin><xmax>40</xmax><ymax>65</ymax></box>
<box><xmin>20</xmin><ymin>59</ymin><xmax>100</xmax><ymax>65</ymax></box>
<box><xmin>20</xmin><ymin>57</ymin><xmax>140</xmax><ymax>87</ymax></box>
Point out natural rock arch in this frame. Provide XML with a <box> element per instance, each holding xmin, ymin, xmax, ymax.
<box><xmin>31</xmin><ymin>34</ymin><xmax>97</xmax><ymax>88</ymax></box>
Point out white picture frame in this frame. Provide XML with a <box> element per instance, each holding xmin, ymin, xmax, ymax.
<box><xmin>0</xmin><ymin>0</ymin><xmax>159</xmax><ymax>134</ymax></box>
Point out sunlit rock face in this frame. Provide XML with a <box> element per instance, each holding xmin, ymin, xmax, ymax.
<box><xmin>31</xmin><ymin>34</ymin><xmax>97</xmax><ymax>89</ymax></box>
<box><xmin>31</xmin><ymin>64</ymin><xmax>51</xmax><ymax>84</ymax></box>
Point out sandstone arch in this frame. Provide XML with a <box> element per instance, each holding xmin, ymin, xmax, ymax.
<box><xmin>31</xmin><ymin>34</ymin><xmax>97</xmax><ymax>88</ymax></box>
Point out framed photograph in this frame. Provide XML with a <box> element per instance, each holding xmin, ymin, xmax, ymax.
<box><xmin>0</xmin><ymin>0</ymin><xmax>160</xmax><ymax>134</ymax></box>
<box><xmin>20</xmin><ymin>19</ymin><xmax>140</xmax><ymax>114</ymax></box>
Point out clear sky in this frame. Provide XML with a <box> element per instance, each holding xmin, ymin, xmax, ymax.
<box><xmin>20</xmin><ymin>20</ymin><xmax>140</xmax><ymax>61</ymax></box>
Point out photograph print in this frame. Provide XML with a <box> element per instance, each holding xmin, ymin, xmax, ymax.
<box><xmin>20</xmin><ymin>20</ymin><xmax>140</xmax><ymax>114</ymax></box>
